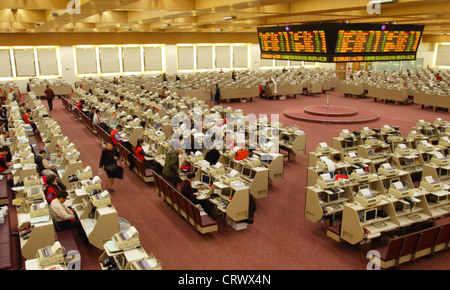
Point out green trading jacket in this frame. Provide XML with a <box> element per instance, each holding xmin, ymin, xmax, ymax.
<box><xmin>162</xmin><ymin>149</ymin><xmax>179</xmax><ymax>178</ymax></box>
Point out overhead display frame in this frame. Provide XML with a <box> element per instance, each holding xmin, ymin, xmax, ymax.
<box><xmin>257</xmin><ymin>23</ymin><xmax>425</xmax><ymax>63</ymax></box>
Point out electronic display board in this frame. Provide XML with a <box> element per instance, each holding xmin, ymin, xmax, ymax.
<box><xmin>257</xmin><ymin>23</ymin><xmax>424</xmax><ymax>63</ymax></box>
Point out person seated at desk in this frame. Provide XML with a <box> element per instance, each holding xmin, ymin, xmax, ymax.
<box><xmin>50</xmin><ymin>191</ymin><xmax>83</xmax><ymax>235</ymax></box>
<box><xmin>88</xmin><ymin>106</ymin><xmax>96</xmax><ymax>120</ymax></box>
<box><xmin>23</xmin><ymin>108</ymin><xmax>37</xmax><ymax>132</ymax></box>
<box><xmin>19</xmin><ymin>102</ymin><xmax>27</xmax><ymax>118</ymax></box>
<box><xmin>0</xmin><ymin>131</ymin><xmax>8</xmax><ymax>147</ymax></box>
<box><xmin>0</xmin><ymin>104</ymin><xmax>7</xmax><ymax>130</ymax></box>
<box><xmin>35</xmin><ymin>149</ymin><xmax>58</xmax><ymax>179</ymax></box>
<box><xmin>159</xmin><ymin>87</ymin><xmax>168</xmax><ymax>99</ymax></box>
<box><xmin>45</xmin><ymin>175</ymin><xmax>60</xmax><ymax>204</ymax></box>
<box><xmin>0</xmin><ymin>146</ymin><xmax>12</xmax><ymax>175</ymax></box>
<box><xmin>180</xmin><ymin>172</ymin><xmax>199</xmax><ymax>202</ymax></box>
<box><xmin>93</xmin><ymin>109</ymin><xmax>109</xmax><ymax>133</ymax></box>
<box><xmin>180</xmin><ymin>172</ymin><xmax>209</xmax><ymax>213</ymax></box>
<box><xmin>134</xmin><ymin>139</ymin><xmax>153</xmax><ymax>168</ymax></box>
<box><xmin>76</xmin><ymin>99</ymin><xmax>85</xmax><ymax>113</ymax></box>
<box><xmin>110</xmin><ymin>125</ymin><xmax>125</xmax><ymax>146</ymax></box>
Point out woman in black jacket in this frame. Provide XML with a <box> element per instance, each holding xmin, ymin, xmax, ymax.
<box><xmin>98</xmin><ymin>142</ymin><xmax>122</xmax><ymax>192</ymax></box>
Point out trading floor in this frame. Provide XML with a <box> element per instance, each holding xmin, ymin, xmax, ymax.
<box><xmin>0</xmin><ymin>0</ymin><xmax>449</xmax><ymax>272</ymax></box>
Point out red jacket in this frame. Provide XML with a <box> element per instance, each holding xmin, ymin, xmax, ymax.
<box><xmin>111</xmin><ymin>129</ymin><xmax>120</xmax><ymax>145</ymax></box>
<box><xmin>135</xmin><ymin>146</ymin><xmax>145</xmax><ymax>162</ymax></box>
<box><xmin>23</xmin><ymin>113</ymin><xmax>32</xmax><ymax>124</ymax></box>
<box><xmin>0</xmin><ymin>154</ymin><xmax>8</xmax><ymax>172</ymax></box>
<box><xmin>45</xmin><ymin>185</ymin><xmax>58</xmax><ymax>204</ymax></box>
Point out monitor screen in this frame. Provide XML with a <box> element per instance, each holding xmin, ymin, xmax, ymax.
<box><xmin>242</xmin><ymin>167</ymin><xmax>251</xmax><ymax>177</ymax></box>
<box><xmin>328</xmin><ymin>192</ymin><xmax>339</xmax><ymax>202</ymax></box>
<box><xmin>359</xmin><ymin>184</ymin><xmax>369</xmax><ymax>191</ymax></box>
<box><xmin>260</xmin><ymin>154</ymin><xmax>271</xmax><ymax>163</ymax></box>
<box><xmin>405</xmin><ymin>158</ymin><xmax>414</xmax><ymax>165</ymax></box>
<box><xmin>201</xmin><ymin>173</ymin><xmax>210</xmax><ymax>185</ymax></box>
<box><xmin>364</xmin><ymin>209</ymin><xmax>377</xmax><ymax>222</ymax></box>
<box><xmin>222</xmin><ymin>187</ymin><xmax>232</xmax><ymax>198</ymax></box>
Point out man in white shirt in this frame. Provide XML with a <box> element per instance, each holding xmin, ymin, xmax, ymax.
<box><xmin>93</xmin><ymin>109</ymin><xmax>110</xmax><ymax>132</ymax></box>
<box><xmin>0</xmin><ymin>131</ymin><xmax>8</xmax><ymax>147</ymax></box>
<box><xmin>50</xmin><ymin>191</ymin><xmax>82</xmax><ymax>233</ymax></box>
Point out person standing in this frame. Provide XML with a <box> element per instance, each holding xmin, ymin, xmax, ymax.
<box><xmin>44</xmin><ymin>85</ymin><xmax>55</xmax><ymax>111</ymax></box>
<box><xmin>98</xmin><ymin>142</ymin><xmax>122</xmax><ymax>192</ymax></box>
<box><xmin>214</xmin><ymin>84</ymin><xmax>221</xmax><ymax>105</ymax></box>
<box><xmin>162</xmin><ymin>141</ymin><xmax>181</xmax><ymax>189</ymax></box>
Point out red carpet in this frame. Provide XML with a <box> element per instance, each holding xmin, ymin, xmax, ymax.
<box><xmin>32</xmin><ymin>90</ymin><xmax>450</xmax><ymax>270</ymax></box>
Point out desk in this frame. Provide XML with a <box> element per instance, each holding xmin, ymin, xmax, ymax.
<box><xmin>17</xmin><ymin>213</ymin><xmax>55</xmax><ymax>260</ymax></box>
<box><xmin>366</xmin><ymin>86</ymin><xmax>409</xmax><ymax>104</ymax></box>
<box><xmin>414</xmin><ymin>92</ymin><xmax>450</xmax><ymax>110</ymax></box>
<box><xmin>340</xmin><ymin>83</ymin><xmax>365</xmax><ymax>97</ymax></box>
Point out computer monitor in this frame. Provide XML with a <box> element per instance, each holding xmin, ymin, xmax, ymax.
<box><xmin>260</xmin><ymin>154</ymin><xmax>271</xmax><ymax>163</ymax></box>
<box><xmin>229</xmin><ymin>160</ymin><xmax>237</xmax><ymax>169</ymax></box>
<box><xmin>259</xmin><ymin>136</ymin><xmax>267</xmax><ymax>145</ymax></box>
<box><xmin>242</xmin><ymin>167</ymin><xmax>251</xmax><ymax>177</ymax></box>
<box><xmin>425</xmin><ymin>129</ymin><xmax>433</xmax><ymax>136</ymax></box>
<box><xmin>222</xmin><ymin>187</ymin><xmax>232</xmax><ymax>198</ymax></box>
<box><xmin>327</xmin><ymin>192</ymin><xmax>339</xmax><ymax>202</ymax></box>
<box><xmin>439</xmin><ymin>195</ymin><xmax>448</xmax><ymax>202</ymax></box>
<box><xmin>359</xmin><ymin>184</ymin><xmax>369</xmax><ymax>191</ymax></box>
<box><xmin>405</xmin><ymin>157</ymin><xmax>414</xmax><ymax>165</ymax></box>
<box><xmin>364</xmin><ymin>208</ymin><xmax>377</xmax><ymax>222</ymax></box>
<box><xmin>201</xmin><ymin>173</ymin><xmax>210</xmax><ymax>185</ymax></box>
<box><xmin>389</xmin><ymin>178</ymin><xmax>400</xmax><ymax>187</ymax></box>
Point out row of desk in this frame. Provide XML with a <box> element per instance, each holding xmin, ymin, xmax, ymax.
<box><xmin>75</xmin><ymin>68</ymin><xmax>339</xmax><ymax>102</ymax></box>
<box><xmin>305</xmin><ymin>118</ymin><xmax>450</xmax><ymax>245</ymax></box>
<box><xmin>70</xmin><ymin>85</ymin><xmax>306</xmax><ymax>200</ymax></box>
<box><xmin>27</xmin><ymin>79</ymin><xmax>73</xmax><ymax>98</ymax></box>
<box><xmin>10</xmin><ymin>92</ymin><xmax>161</xmax><ymax>270</ymax></box>
<box><xmin>67</xmin><ymin>80</ymin><xmax>307</xmax><ymax>231</ymax></box>
<box><xmin>340</xmin><ymin>68</ymin><xmax>449</xmax><ymax>109</ymax></box>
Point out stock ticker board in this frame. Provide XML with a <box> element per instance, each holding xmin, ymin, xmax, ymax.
<box><xmin>257</xmin><ymin>23</ymin><xmax>424</xmax><ymax>63</ymax></box>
